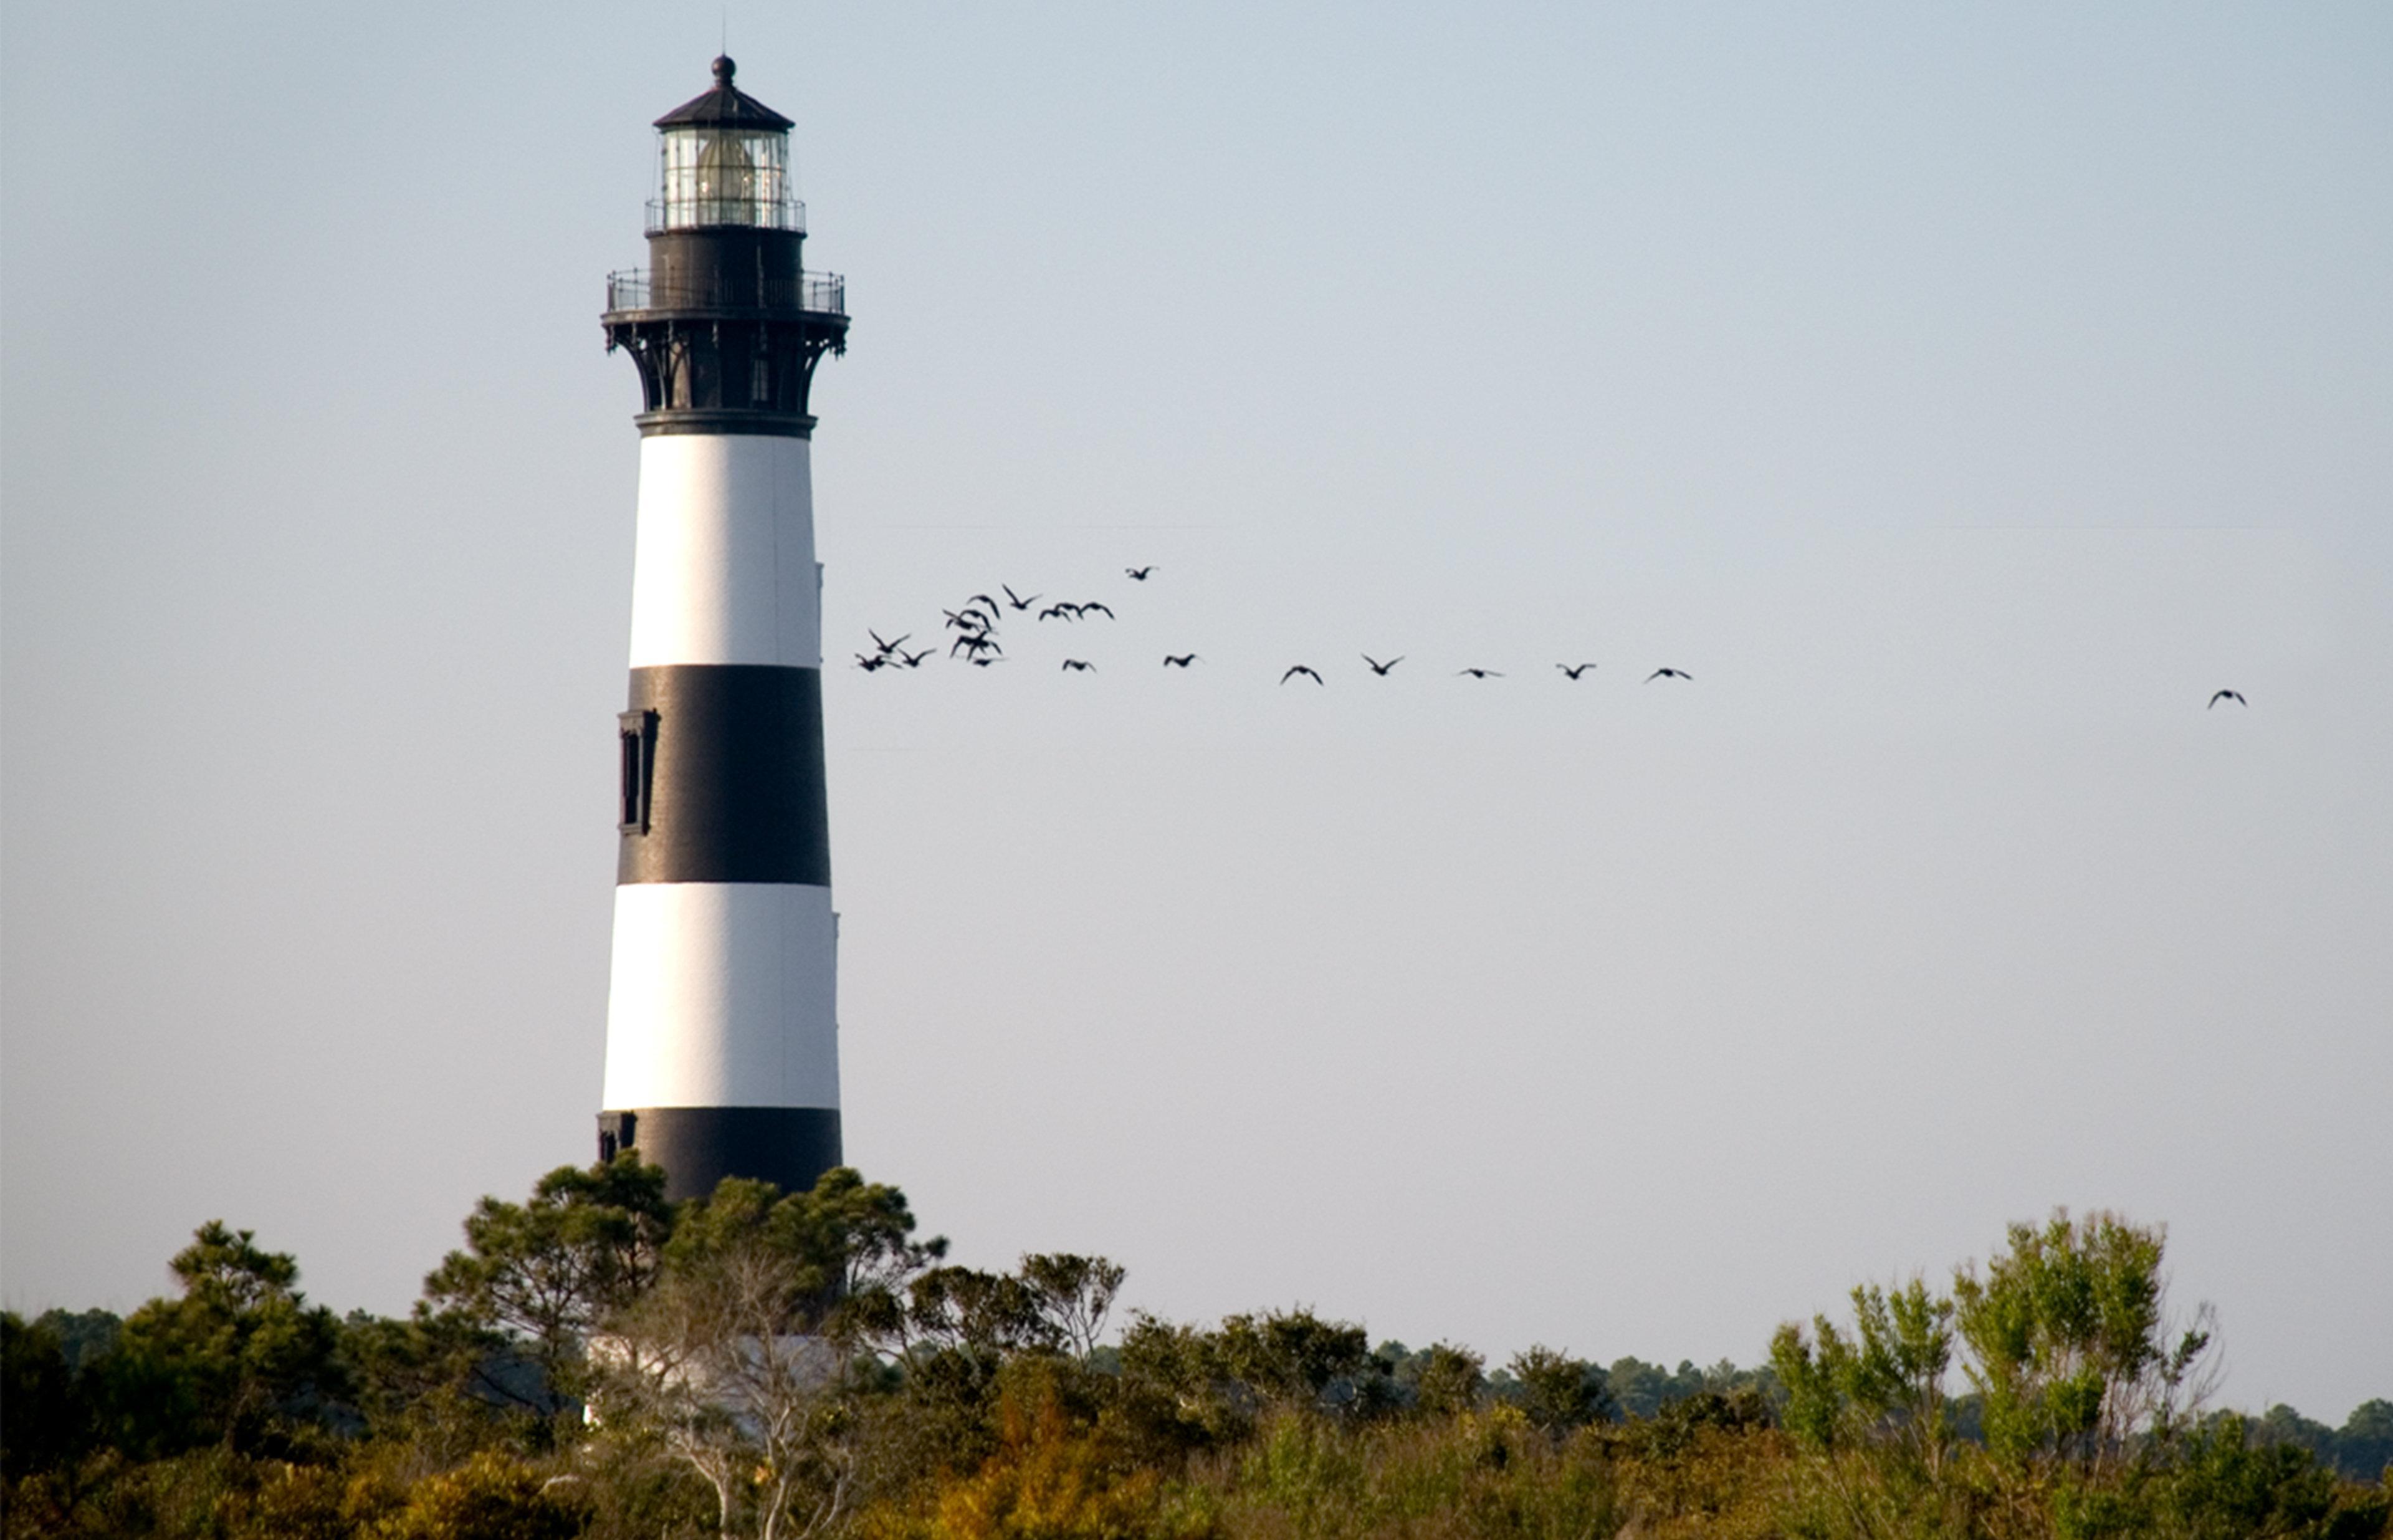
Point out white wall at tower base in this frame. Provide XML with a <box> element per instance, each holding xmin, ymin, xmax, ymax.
<box><xmin>628</xmin><ymin>434</ymin><xmax>820</xmax><ymax>668</ymax></box>
<box><xmin>604</xmin><ymin>882</ymin><xmax>840</xmax><ymax>1109</ymax></box>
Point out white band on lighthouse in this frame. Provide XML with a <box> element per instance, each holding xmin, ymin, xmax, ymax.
<box><xmin>603</xmin><ymin>882</ymin><xmax>840</xmax><ymax>1109</ymax></box>
<box><xmin>629</xmin><ymin>434</ymin><xmax>820</xmax><ymax>669</ymax></box>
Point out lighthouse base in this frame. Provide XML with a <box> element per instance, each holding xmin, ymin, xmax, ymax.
<box><xmin>596</xmin><ymin>1106</ymin><xmax>843</xmax><ymax>1201</ymax></box>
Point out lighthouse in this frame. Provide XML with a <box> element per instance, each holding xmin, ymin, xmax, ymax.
<box><xmin>595</xmin><ymin>58</ymin><xmax>850</xmax><ymax>1201</ymax></box>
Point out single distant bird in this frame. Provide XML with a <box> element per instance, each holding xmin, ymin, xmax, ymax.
<box><xmin>854</xmin><ymin>653</ymin><xmax>889</xmax><ymax>672</ymax></box>
<box><xmin>2209</xmin><ymin>689</ymin><xmax>2247</xmax><ymax>709</ymax></box>
<box><xmin>1557</xmin><ymin>663</ymin><xmax>1597</xmax><ymax>679</ymax></box>
<box><xmin>950</xmin><ymin>633</ymin><xmax>1001</xmax><ymax>659</ymax></box>
<box><xmin>970</xmin><ymin>655</ymin><xmax>1005</xmax><ymax>667</ymax></box>
<box><xmin>1080</xmin><ymin>600</ymin><xmax>1116</xmax><ymax>619</ymax></box>
<box><xmin>1362</xmin><ymin>654</ymin><xmax>1403</xmax><ymax>676</ymax></box>
<box><xmin>1458</xmin><ymin>667</ymin><xmax>1504</xmax><ymax>679</ymax></box>
<box><xmin>1061</xmin><ymin>659</ymin><xmax>1096</xmax><ymax>672</ymax></box>
<box><xmin>1282</xmin><ymin>665</ymin><xmax>1325</xmax><ymax>686</ymax></box>
<box><xmin>897</xmin><ymin>648</ymin><xmax>933</xmax><ymax>668</ymax></box>
<box><xmin>1646</xmin><ymin>667</ymin><xmax>1693</xmax><ymax>682</ymax></box>
<box><xmin>1126</xmin><ymin>566</ymin><xmax>1156</xmax><ymax>581</ymax></box>
<box><xmin>868</xmin><ymin>629</ymin><xmax>909</xmax><ymax>656</ymax></box>
<box><xmin>966</xmin><ymin>594</ymin><xmax>1003</xmax><ymax>616</ymax></box>
<box><xmin>1038</xmin><ymin>604</ymin><xmax>1077</xmax><ymax>621</ymax></box>
<box><xmin>1002</xmin><ymin>585</ymin><xmax>1040</xmax><ymax>611</ymax></box>
<box><xmin>944</xmin><ymin>608</ymin><xmax>990</xmax><ymax>633</ymax></box>
<box><xmin>1163</xmin><ymin>654</ymin><xmax>1200</xmax><ymax>668</ymax></box>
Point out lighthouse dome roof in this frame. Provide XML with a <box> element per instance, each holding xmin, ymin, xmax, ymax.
<box><xmin>654</xmin><ymin>56</ymin><xmax>794</xmax><ymax>132</ymax></box>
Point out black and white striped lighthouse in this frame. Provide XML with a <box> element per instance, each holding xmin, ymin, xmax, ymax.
<box><xmin>595</xmin><ymin>58</ymin><xmax>850</xmax><ymax>1201</ymax></box>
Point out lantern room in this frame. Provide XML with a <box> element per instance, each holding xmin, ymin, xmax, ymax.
<box><xmin>650</xmin><ymin>55</ymin><xmax>801</xmax><ymax>232</ymax></box>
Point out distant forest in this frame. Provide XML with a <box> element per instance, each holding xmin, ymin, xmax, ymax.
<box><xmin>4</xmin><ymin>1162</ymin><xmax>2386</xmax><ymax>1539</ymax></box>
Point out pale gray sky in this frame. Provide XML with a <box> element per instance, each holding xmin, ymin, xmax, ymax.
<box><xmin>4</xmin><ymin>2</ymin><xmax>2387</xmax><ymax>1419</ymax></box>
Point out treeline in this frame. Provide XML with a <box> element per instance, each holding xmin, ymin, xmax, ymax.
<box><xmin>3</xmin><ymin>1161</ymin><xmax>2386</xmax><ymax>1539</ymax></box>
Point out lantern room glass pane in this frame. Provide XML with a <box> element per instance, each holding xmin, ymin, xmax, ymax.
<box><xmin>656</xmin><ymin>127</ymin><xmax>796</xmax><ymax>229</ymax></box>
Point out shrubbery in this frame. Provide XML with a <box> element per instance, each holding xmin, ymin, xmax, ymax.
<box><xmin>4</xmin><ymin>1171</ymin><xmax>2384</xmax><ymax>1539</ymax></box>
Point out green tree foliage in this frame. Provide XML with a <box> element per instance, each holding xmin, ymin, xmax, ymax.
<box><xmin>99</xmin><ymin>1221</ymin><xmax>352</xmax><ymax>1460</ymax></box>
<box><xmin>1107</xmin><ymin>1306</ymin><xmax>1395</xmax><ymax>1455</ymax></box>
<box><xmin>1015</xmin><ymin>1254</ymin><xmax>1125</xmax><ymax>1362</ymax></box>
<box><xmin>590</xmin><ymin>1167</ymin><xmax>945</xmax><ymax>1540</ymax></box>
<box><xmin>1952</xmin><ymin>1209</ymin><xmax>2216</xmax><ymax>1478</ymax></box>
<box><xmin>1774</xmin><ymin>1278</ymin><xmax>1956</xmax><ymax>1476</ymax></box>
<box><xmin>421</xmin><ymin>1152</ymin><xmax>676</xmax><ymax>1409</ymax></box>
<box><xmin>1410</xmin><ymin>1342</ymin><xmax>1488</xmax><ymax>1418</ymax></box>
<box><xmin>2344</xmin><ymin>1402</ymin><xmax>2393</xmax><ymax>1483</ymax></box>
<box><xmin>2259</xmin><ymin>1400</ymin><xmax>2393</xmax><ymax>1485</ymax></box>
<box><xmin>2139</xmin><ymin>1412</ymin><xmax>2388</xmax><ymax>1540</ymax></box>
<box><xmin>10</xmin><ymin>1179</ymin><xmax>2387</xmax><ymax>1540</ymax></box>
<box><xmin>1602</xmin><ymin>1356</ymin><xmax>1773</xmax><ymax>1420</ymax></box>
<box><xmin>2</xmin><ymin>1313</ymin><xmax>91</xmax><ymax>1478</ymax></box>
<box><xmin>900</xmin><ymin>1267</ymin><xmax>1058</xmax><ymax>1359</ymax></box>
<box><xmin>1214</xmin><ymin>1309</ymin><xmax>1372</xmax><ymax>1409</ymax></box>
<box><xmin>1505</xmin><ymin>1345</ymin><xmax>1616</xmax><ymax>1433</ymax></box>
<box><xmin>1768</xmin><ymin>1210</ymin><xmax>2389</xmax><ymax>1540</ymax></box>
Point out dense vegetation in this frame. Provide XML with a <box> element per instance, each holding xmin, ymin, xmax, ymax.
<box><xmin>4</xmin><ymin>1162</ymin><xmax>2385</xmax><ymax>1539</ymax></box>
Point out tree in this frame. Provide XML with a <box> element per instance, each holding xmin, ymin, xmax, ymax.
<box><xmin>1016</xmin><ymin>1253</ymin><xmax>1125</xmax><ymax>1362</ymax></box>
<box><xmin>340</xmin><ymin>1304</ymin><xmax>549</xmax><ymax>1466</ymax></box>
<box><xmin>2335</xmin><ymin>1399</ymin><xmax>2393</xmax><ymax>1483</ymax></box>
<box><xmin>1951</xmin><ymin>1208</ymin><xmax>2215</xmax><ymax>1478</ymax></box>
<box><xmin>421</xmin><ymin>1152</ymin><xmax>674</xmax><ymax>1409</ymax></box>
<box><xmin>1772</xmin><ymin>1278</ymin><xmax>1955</xmax><ymax>1476</ymax></box>
<box><xmin>1506</xmin><ymin>1346</ymin><xmax>1613</xmax><ymax>1433</ymax></box>
<box><xmin>1412</xmin><ymin>1343</ymin><xmax>1486</xmax><ymax>1418</ymax></box>
<box><xmin>2141</xmin><ymin>1413</ymin><xmax>2378</xmax><ymax>1540</ymax></box>
<box><xmin>900</xmin><ymin>1266</ymin><xmax>1057</xmax><ymax>1359</ymax></box>
<box><xmin>2</xmin><ymin>1312</ymin><xmax>91</xmax><ymax>1476</ymax></box>
<box><xmin>1215</xmin><ymin>1308</ymin><xmax>1373</xmax><ymax>1410</ymax></box>
<box><xmin>590</xmin><ymin>1167</ymin><xmax>944</xmax><ymax>1540</ymax></box>
<box><xmin>99</xmin><ymin>1220</ymin><xmax>351</xmax><ymax>1459</ymax></box>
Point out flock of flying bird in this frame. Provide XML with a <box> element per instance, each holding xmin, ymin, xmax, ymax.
<box><xmin>849</xmin><ymin>567</ymin><xmax>2253</xmax><ymax>708</ymax></box>
<box><xmin>849</xmin><ymin>567</ymin><xmax>1709</xmax><ymax>687</ymax></box>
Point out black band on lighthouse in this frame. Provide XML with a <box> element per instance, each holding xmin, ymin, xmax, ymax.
<box><xmin>599</xmin><ymin>1106</ymin><xmax>843</xmax><ymax>1201</ymax></box>
<box><xmin>619</xmin><ymin>664</ymin><xmax>831</xmax><ymax>886</ymax></box>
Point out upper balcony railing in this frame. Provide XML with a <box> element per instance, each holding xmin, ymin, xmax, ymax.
<box><xmin>606</xmin><ymin>269</ymin><xmax>845</xmax><ymax>317</ymax></box>
<box><xmin>646</xmin><ymin>194</ymin><xmax>806</xmax><ymax>235</ymax></box>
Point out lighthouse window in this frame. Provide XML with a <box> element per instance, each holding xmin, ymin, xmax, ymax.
<box><xmin>752</xmin><ymin>358</ymin><xmax>773</xmax><ymax>406</ymax></box>
<box><xmin>618</xmin><ymin>709</ymin><xmax>658</xmax><ymax>833</ymax></box>
<box><xmin>656</xmin><ymin>127</ymin><xmax>793</xmax><ymax>230</ymax></box>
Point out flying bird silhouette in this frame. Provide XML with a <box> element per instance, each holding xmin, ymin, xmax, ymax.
<box><xmin>1002</xmin><ymin>585</ymin><xmax>1040</xmax><ymax>611</ymax></box>
<box><xmin>853</xmin><ymin>653</ymin><xmax>889</xmax><ymax>672</ymax></box>
<box><xmin>1646</xmin><ymin>667</ymin><xmax>1693</xmax><ymax>682</ymax></box>
<box><xmin>970</xmin><ymin>655</ymin><xmax>1005</xmax><ymax>667</ymax></box>
<box><xmin>1163</xmin><ymin>654</ymin><xmax>1200</xmax><ymax>667</ymax></box>
<box><xmin>1362</xmin><ymin>654</ymin><xmax>1403</xmax><ymax>676</ymax></box>
<box><xmin>943</xmin><ymin>608</ymin><xmax>991</xmax><ymax>633</ymax></box>
<box><xmin>897</xmin><ymin>648</ymin><xmax>934</xmax><ymax>668</ymax></box>
<box><xmin>1557</xmin><ymin>663</ymin><xmax>1597</xmax><ymax>679</ymax></box>
<box><xmin>966</xmin><ymin>594</ymin><xmax>1003</xmax><ymax>616</ymax></box>
<box><xmin>1457</xmin><ymin>668</ymin><xmax>1504</xmax><ymax>679</ymax></box>
<box><xmin>1079</xmin><ymin>601</ymin><xmax>1116</xmax><ymax>619</ymax></box>
<box><xmin>2209</xmin><ymin>689</ymin><xmax>2247</xmax><ymax>709</ymax></box>
<box><xmin>867</xmin><ymin>629</ymin><xmax>909</xmax><ymax>656</ymax></box>
<box><xmin>1061</xmin><ymin>659</ymin><xmax>1096</xmax><ymax>672</ymax></box>
<box><xmin>1281</xmin><ymin>665</ymin><xmax>1324</xmax><ymax>686</ymax></box>
<box><xmin>1038</xmin><ymin>604</ymin><xmax>1077</xmax><ymax>621</ymax></box>
<box><xmin>1125</xmin><ymin>566</ymin><xmax>1156</xmax><ymax>581</ymax></box>
<box><xmin>950</xmin><ymin>634</ymin><xmax>1001</xmax><ymax>659</ymax></box>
